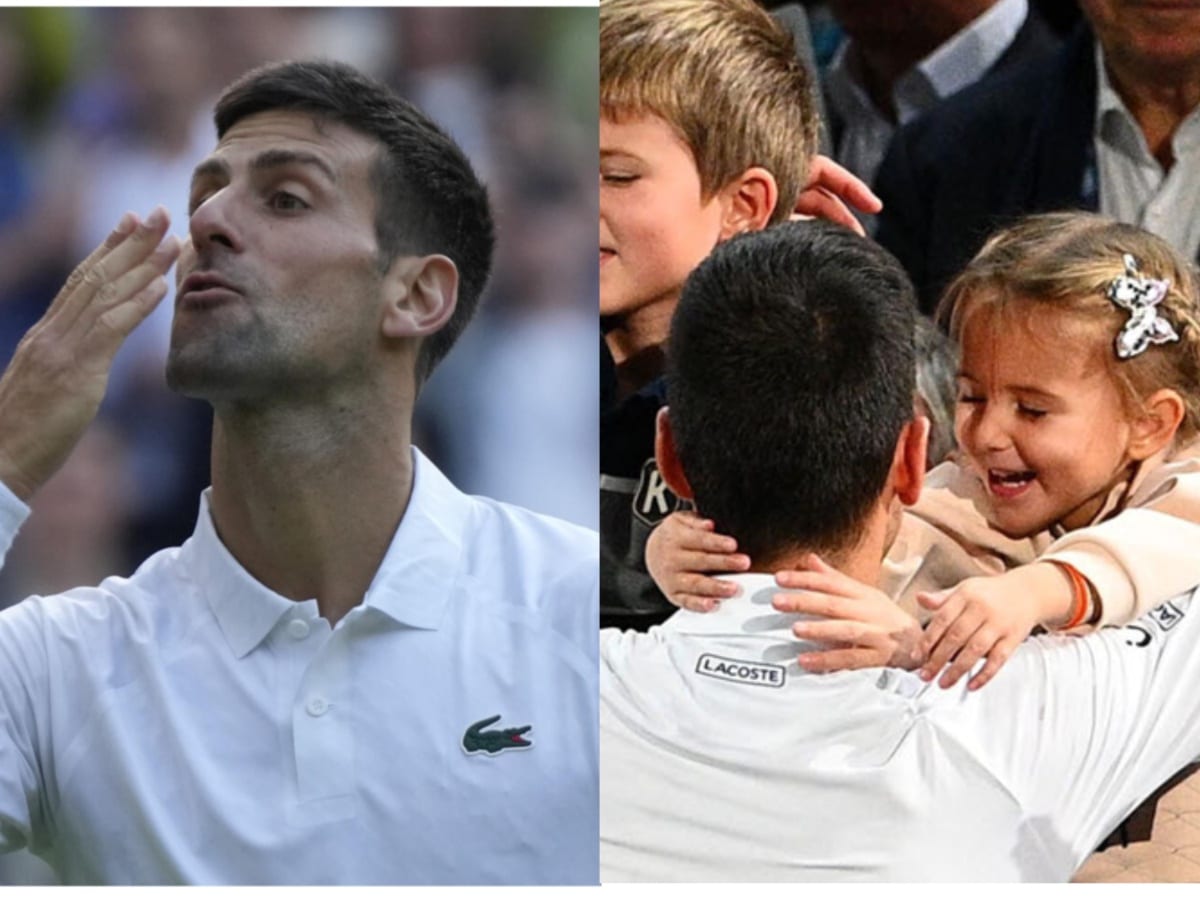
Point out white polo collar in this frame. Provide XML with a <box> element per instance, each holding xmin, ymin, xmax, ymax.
<box><xmin>663</xmin><ymin>572</ymin><xmax>808</xmax><ymax>643</ymax></box>
<box><xmin>914</xmin><ymin>0</ymin><xmax>1027</xmax><ymax>102</ymax></box>
<box><xmin>188</xmin><ymin>447</ymin><xmax>470</xmax><ymax>658</ymax></box>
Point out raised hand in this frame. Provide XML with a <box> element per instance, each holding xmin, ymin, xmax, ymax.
<box><xmin>0</xmin><ymin>208</ymin><xmax>181</xmax><ymax>501</ymax></box>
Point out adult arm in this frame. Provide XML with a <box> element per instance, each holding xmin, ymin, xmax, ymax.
<box><xmin>793</xmin><ymin>156</ymin><xmax>881</xmax><ymax>237</ymax></box>
<box><xmin>0</xmin><ymin>209</ymin><xmax>179</xmax><ymax>854</ymax></box>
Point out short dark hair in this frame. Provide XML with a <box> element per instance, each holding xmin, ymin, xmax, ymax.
<box><xmin>214</xmin><ymin>59</ymin><xmax>495</xmax><ymax>383</ymax></box>
<box><xmin>667</xmin><ymin>221</ymin><xmax>917</xmax><ymax>563</ymax></box>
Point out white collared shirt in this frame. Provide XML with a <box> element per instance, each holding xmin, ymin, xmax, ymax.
<box><xmin>826</xmin><ymin>0</ymin><xmax>1028</xmax><ymax>188</ymax></box>
<box><xmin>1094</xmin><ymin>43</ymin><xmax>1200</xmax><ymax>262</ymax></box>
<box><xmin>601</xmin><ymin>572</ymin><xmax>1200</xmax><ymax>881</ymax></box>
<box><xmin>0</xmin><ymin>448</ymin><xmax>598</xmax><ymax>885</ymax></box>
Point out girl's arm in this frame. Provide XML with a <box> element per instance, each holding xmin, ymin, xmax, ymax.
<box><xmin>919</xmin><ymin>452</ymin><xmax>1200</xmax><ymax>691</ymax></box>
<box><xmin>1042</xmin><ymin>457</ymin><xmax>1200</xmax><ymax>629</ymax></box>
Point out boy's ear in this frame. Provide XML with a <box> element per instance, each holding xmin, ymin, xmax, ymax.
<box><xmin>717</xmin><ymin>166</ymin><xmax>778</xmax><ymax>240</ymax></box>
<box><xmin>380</xmin><ymin>254</ymin><xmax>460</xmax><ymax>339</ymax></box>
<box><xmin>1129</xmin><ymin>388</ymin><xmax>1186</xmax><ymax>461</ymax></box>
<box><xmin>655</xmin><ymin>407</ymin><xmax>694</xmax><ymax>501</ymax></box>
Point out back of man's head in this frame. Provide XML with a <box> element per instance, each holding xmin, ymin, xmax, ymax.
<box><xmin>214</xmin><ymin>59</ymin><xmax>495</xmax><ymax>384</ymax></box>
<box><xmin>667</xmin><ymin>221</ymin><xmax>917</xmax><ymax>563</ymax></box>
<box><xmin>600</xmin><ymin>0</ymin><xmax>818</xmax><ymax>224</ymax></box>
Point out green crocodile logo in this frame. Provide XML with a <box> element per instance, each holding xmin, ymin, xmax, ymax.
<box><xmin>462</xmin><ymin>714</ymin><xmax>533</xmax><ymax>756</ymax></box>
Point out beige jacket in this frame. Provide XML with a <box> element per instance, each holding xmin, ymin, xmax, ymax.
<box><xmin>883</xmin><ymin>439</ymin><xmax>1200</xmax><ymax>630</ymax></box>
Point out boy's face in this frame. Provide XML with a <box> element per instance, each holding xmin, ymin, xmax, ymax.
<box><xmin>600</xmin><ymin>112</ymin><xmax>730</xmax><ymax>320</ymax></box>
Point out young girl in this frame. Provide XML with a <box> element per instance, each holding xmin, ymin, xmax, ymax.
<box><xmin>647</xmin><ymin>212</ymin><xmax>1200</xmax><ymax>691</ymax></box>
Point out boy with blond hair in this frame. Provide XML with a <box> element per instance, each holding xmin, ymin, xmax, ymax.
<box><xmin>600</xmin><ymin>0</ymin><xmax>873</xmax><ymax>629</ymax></box>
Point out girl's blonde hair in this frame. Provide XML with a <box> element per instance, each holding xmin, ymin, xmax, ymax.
<box><xmin>937</xmin><ymin>212</ymin><xmax>1200</xmax><ymax>443</ymax></box>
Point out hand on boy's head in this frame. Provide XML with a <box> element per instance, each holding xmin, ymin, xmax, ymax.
<box><xmin>791</xmin><ymin>155</ymin><xmax>882</xmax><ymax>237</ymax></box>
<box><xmin>646</xmin><ymin>511</ymin><xmax>748</xmax><ymax>612</ymax></box>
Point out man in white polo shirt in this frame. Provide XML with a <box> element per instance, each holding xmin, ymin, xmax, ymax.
<box><xmin>601</xmin><ymin>220</ymin><xmax>1200</xmax><ymax>881</ymax></box>
<box><xmin>0</xmin><ymin>60</ymin><xmax>597</xmax><ymax>885</ymax></box>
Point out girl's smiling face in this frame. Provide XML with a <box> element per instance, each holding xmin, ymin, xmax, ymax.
<box><xmin>955</xmin><ymin>303</ymin><xmax>1143</xmax><ymax>537</ymax></box>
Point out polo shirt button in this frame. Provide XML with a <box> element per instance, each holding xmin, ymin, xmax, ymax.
<box><xmin>287</xmin><ymin>619</ymin><xmax>310</xmax><ymax>640</ymax></box>
<box><xmin>306</xmin><ymin>696</ymin><xmax>330</xmax><ymax>717</ymax></box>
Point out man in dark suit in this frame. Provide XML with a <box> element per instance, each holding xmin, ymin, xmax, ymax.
<box><xmin>876</xmin><ymin>1</ymin><xmax>1200</xmax><ymax>313</ymax></box>
<box><xmin>822</xmin><ymin>0</ymin><xmax>1058</xmax><ymax>191</ymax></box>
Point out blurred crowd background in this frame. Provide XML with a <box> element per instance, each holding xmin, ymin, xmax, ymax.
<box><xmin>0</xmin><ymin>8</ymin><xmax>596</xmax><ymax>883</ymax></box>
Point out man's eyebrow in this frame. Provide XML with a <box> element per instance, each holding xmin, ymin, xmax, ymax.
<box><xmin>251</xmin><ymin>149</ymin><xmax>337</xmax><ymax>183</ymax></box>
<box><xmin>190</xmin><ymin>157</ymin><xmax>230</xmax><ymax>186</ymax></box>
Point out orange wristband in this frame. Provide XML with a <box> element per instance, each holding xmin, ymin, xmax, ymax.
<box><xmin>1051</xmin><ymin>561</ymin><xmax>1091</xmax><ymax>630</ymax></box>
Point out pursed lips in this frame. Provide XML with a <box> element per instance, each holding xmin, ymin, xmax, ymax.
<box><xmin>177</xmin><ymin>271</ymin><xmax>242</xmax><ymax>308</ymax></box>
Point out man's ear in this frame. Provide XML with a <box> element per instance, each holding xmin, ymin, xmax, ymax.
<box><xmin>380</xmin><ymin>254</ymin><xmax>459</xmax><ymax>339</ymax></box>
<box><xmin>717</xmin><ymin>166</ymin><xmax>778</xmax><ymax>240</ymax></box>
<box><xmin>1129</xmin><ymin>388</ymin><xmax>1186</xmax><ymax>461</ymax></box>
<box><xmin>654</xmin><ymin>407</ymin><xmax>694</xmax><ymax>501</ymax></box>
<box><xmin>891</xmin><ymin>416</ymin><xmax>929</xmax><ymax>506</ymax></box>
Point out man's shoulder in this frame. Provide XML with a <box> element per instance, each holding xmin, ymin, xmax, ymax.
<box><xmin>463</xmin><ymin>491</ymin><xmax>597</xmax><ymax>576</ymax></box>
<box><xmin>893</xmin><ymin>59</ymin><xmax>1057</xmax><ymax>167</ymax></box>
<box><xmin>0</xmin><ymin>543</ymin><xmax>195</xmax><ymax>680</ymax></box>
<box><xmin>2</xmin><ymin>543</ymin><xmax>189</xmax><ymax>626</ymax></box>
<box><xmin>460</xmin><ymin>493</ymin><xmax>598</xmax><ymax>660</ymax></box>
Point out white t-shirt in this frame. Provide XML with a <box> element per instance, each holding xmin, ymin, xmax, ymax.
<box><xmin>0</xmin><ymin>448</ymin><xmax>598</xmax><ymax>885</ymax></box>
<box><xmin>601</xmin><ymin>572</ymin><xmax>1200</xmax><ymax>881</ymax></box>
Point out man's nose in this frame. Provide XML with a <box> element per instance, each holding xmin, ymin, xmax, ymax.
<box><xmin>188</xmin><ymin>188</ymin><xmax>242</xmax><ymax>254</ymax></box>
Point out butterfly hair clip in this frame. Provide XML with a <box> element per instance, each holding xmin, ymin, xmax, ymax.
<box><xmin>1106</xmin><ymin>253</ymin><xmax>1179</xmax><ymax>359</ymax></box>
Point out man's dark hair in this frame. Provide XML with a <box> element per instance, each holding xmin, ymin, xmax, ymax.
<box><xmin>214</xmin><ymin>59</ymin><xmax>495</xmax><ymax>383</ymax></box>
<box><xmin>667</xmin><ymin>220</ymin><xmax>917</xmax><ymax>563</ymax></box>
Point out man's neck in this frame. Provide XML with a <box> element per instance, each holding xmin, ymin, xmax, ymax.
<box><xmin>1105</xmin><ymin>56</ymin><xmax>1200</xmax><ymax>170</ymax></box>
<box><xmin>751</xmin><ymin>509</ymin><xmax>891</xmax><ymax>588</ymax></box>
<box><xmin>208</xmin><ymin>392</ymin><xmax>415</xmax><ymax>627</ymax></box>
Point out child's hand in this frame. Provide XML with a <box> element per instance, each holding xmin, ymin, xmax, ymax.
<box><xmin>645</xmin><ymin>511</ymin><xmax>749</xmax><ymax>612</ymax></box>
<box><xmin>772</xmin><ymin>554</ymin><xmax>924</xmax><ymax>671</ymax></box>
<box><xmin>917</xmin><ymin>562</ymin><xmax>1075</xmax><ymax>691</ymax></box>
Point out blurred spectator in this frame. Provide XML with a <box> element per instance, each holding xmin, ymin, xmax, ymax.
<box><xmin>914</xmin><ymin>315</ymin><xmax>958</xmax><ymax>469</ymax></box>
<box><xmin>0</xmin><ymin>11</ymin><xmax>77</xmax><ymax>361</ymax></box>
<box><xmin>822</xmin><ymin>0</ymin><xmax>1057</xmax><ymax>195</ymax></box>
<box><xmin>0</xmin><ymin>420</ymin><xmax>133</xmax><ymax>605</ymax></box>
<box><xmin>875</xmin><ymin>1</ymin><xmax>1200</xmax><ymax>312</ymax></box>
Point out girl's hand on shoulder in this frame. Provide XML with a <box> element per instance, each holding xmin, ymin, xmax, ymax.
<box><xmin>773</xmin><ymin>554</ymin><xmax>923</xmax><ymax>672</ymax></box>
<box><xmin>646</xmin><ymin>511</ymin><xmax>749</xmax><ymax>612</ymax></box>
<box><xmin>917</xmin><ymin>564</ymin><xmax>1067</xmax><ymax>691</ymax></box>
